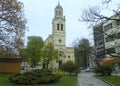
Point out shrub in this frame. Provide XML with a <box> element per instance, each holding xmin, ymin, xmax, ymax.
<box><xmin>94</xmin><ymin>66</ymin><xmax>101</xmax><ymax>74</ymax></box>
<box><xmin>60</xmin><ymin>60</ymin><xmax>79</xmax><ymax>75</ymax></box>
<box><xmin>9</xmin><ymin>69</ymin><xmax>61</xmax><ymax>85</ymax></box>
<box><xmin>94</xmin><ymin>63</ymin><xmax>114</xmax><ymax>76</ymax></box>
<box><xmin>102</xmin><ymin>63</ymin><xmax>113</xmax><ymax>75</ymax></box>
<box><xmin>53</xmin><ymin>71</ymin><xmax>64</xmax><ymax>78</ymax></box>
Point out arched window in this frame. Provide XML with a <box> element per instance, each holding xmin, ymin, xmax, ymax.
<box><xmin>59</xmin><ymin>53</ymin><xmax>62</xmax><ymax>57</ymax></box>
<box><xmin>59</xmin><ymin>10</ymin><xmax>61</xmax><ymax>15</ymax></box>
<box><xmin>61</xmin><ymin>24</ymin><xmax>63</xmax><ymax>31</ymax></box>
<box><xmin>56</xmin><ymin>11</ymin><xmax>59</xmax><ymax>15</ymax></box>
<box><xmin>57</xmin><ymin>24</ymin><xmax>59</xmax><ymax>30</ymax></box>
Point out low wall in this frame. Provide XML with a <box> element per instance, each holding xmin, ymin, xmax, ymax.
<box><xmin>0</xmin><ymin>58</ymin><xmax>22</xmax><ymax>73</ymax></box>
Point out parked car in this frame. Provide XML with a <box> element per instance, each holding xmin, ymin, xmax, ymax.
<box><xmin>85</xmin><ymin>67</ymin><xmax>93</xmax><ymax>72</ymax></box>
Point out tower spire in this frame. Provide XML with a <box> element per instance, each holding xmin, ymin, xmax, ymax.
<box><xmin>58</xmin><ymin>1</ymin><xmax>60</xmax><ymax>5</ymax></box>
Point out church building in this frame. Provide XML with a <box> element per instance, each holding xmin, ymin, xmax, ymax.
<box><xmin>45</xmin><ymin>2</ymin><xmax>75</xmax><ymax>68</ymax></box>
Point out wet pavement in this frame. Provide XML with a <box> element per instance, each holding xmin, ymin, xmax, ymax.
<box><xmin>77</xmin><ymin>72</ymin><xmax>111</xmax><ymax>86</ymax></box>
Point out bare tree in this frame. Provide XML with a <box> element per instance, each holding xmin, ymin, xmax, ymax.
<box><xmin>80</xmin><ymin>0</ymin><xmax>120</xmax><ymax>27</ymax></box>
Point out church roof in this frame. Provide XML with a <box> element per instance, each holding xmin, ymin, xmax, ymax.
<box><xmin>55</xmin><ymin>2</ymin><xmax>63</xmax><ymax>10</ymax></box>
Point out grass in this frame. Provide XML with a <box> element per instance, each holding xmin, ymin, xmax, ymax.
<box><xmin>98</xmin><ymin>76</ymin><xmax>120</xmax><ymax>86</ymax></box>
<box><xmin>0</xmin><ymin>74</ymin><xmax>77</xmax><ymax>86</ymax></box>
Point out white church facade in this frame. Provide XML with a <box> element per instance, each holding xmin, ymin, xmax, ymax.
<box><xmin>45</xmin><ymin>2</ymin><xmax>75</xmax><ymax>68</ymax></box>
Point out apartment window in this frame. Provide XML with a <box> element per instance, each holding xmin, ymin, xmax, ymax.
<box><xmin>118</xmin><ymin>32</ymin><xmax>120</xmax><ymax>37</ymax></box>
<box><xmin>116</xmin><ymin>20</ymin><xmax>120</xmax><ymax>26</ymax></box>
<box><xmin>57</xmin><ymin>24</ymin><xmax>59</xmax><ymax>30</ymax></box>
<box><xmin>104</xmin><ymin>23</ymin><xmax>112</xmax><ymax>31</ymax></box>
<box><xmin>106</xmin><ymin>48</ymin><xmax>115</xmax><ymax>54</ymax></box>
<box><xmin>97</xmin><ymin>41</ymin><xmax>103</xmax><ymax>46</ymax></box>
<box><xmin>106</xmin><ymin>36</ymin><xmax>114</xmax><ymax>42</ymax></box>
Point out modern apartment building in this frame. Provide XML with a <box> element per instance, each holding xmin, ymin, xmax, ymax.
<box><xmin>93</xmin><ymin>13</ymin><xmax>120</xmax><ymax>61</ymax></box>
<box><xmin>93</xmin><ymin>23</ymin><xmax>105</xmax><ymax>61</ymax></box>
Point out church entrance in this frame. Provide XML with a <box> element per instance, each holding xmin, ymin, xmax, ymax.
<box><xmin>58</xmin><ymin>51</ymin><xmax>65</xmax><ymax>66</ymax></box>
<box><xmin>59</xmin><ymin>60</ymin><xmax>62</xmax><ymax>66</ymax></box>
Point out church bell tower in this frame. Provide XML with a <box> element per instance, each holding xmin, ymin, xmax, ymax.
<box><xmin>52</xmin><ymin>2</ymin><xmax>66</xmax><ymax>47</ymax></box>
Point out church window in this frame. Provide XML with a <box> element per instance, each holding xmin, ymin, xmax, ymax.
<box><xmin>56</xmin><ymin>11</ymin><xmax>59</xmax><ymax>15</ymax></box>
<box><xmin>68</xmin><ymin>56</ymin><xmax>71</xmax><ymax>58</ymax></box>
<box><xmin>57</xmin><ymin>24</ymin><xmax>59</xmax><ymax>30</ymax></box>
<box><xmin>61</xmin><ymin>24</ymin><xmax>63</xmax><ymax>31</ymax></box>
<box><xmin>59</xmin><ymin>10</ymin><xmax>61</xmax><ymax>15</ymax></box>
<box><xmin>59</xmin><ymin>53</ymin><xmax>62</xmax><ymax>57</ymax></box>
<box><xmin>59</xmin><ymin>39</ymin><xmax>62</xmax><ymax>43</ymax></box>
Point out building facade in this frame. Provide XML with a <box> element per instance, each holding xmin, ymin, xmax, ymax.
<box><xmin>45</xmin><ymin>2</ymin><xmax>75</xmax><ymax>68</ymax></box>
<box><xmin>93</xmin><ymin>13</ymin><xmax>120</xmax><ymax>62</ymax></box>
<box><xmin>93</xmin><ymin>23</ymin><xmax>106</xmax><ymax>61</ymax></box>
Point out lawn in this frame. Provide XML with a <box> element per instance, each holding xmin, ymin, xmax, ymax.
<box><xmin>0</xmin><ymin>74</ymin><xmax>77</xmax><ymax>86</ymax></box>
<box><xmin>98</xmin><ymin>76</ymin><xmax>120</xmax><ymax>86</ymax></box>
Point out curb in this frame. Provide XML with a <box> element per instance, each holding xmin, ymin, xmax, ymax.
<box><xmin>94</xmin><ymin>75</ymin><xmax>114</xmax><ymax>86</ymax></box>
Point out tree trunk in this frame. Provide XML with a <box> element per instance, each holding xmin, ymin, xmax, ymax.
<box><xmin>94</xmin><ymin>59</ymin><xmax>105</xmax><ymax>76</ymax></box>
<box><xmin>42</xmin><ymin>62</ymin><xmax>46</xmax><ymax>68</ymax></box>
<box><xmin>46</xmin><ymin>61</ymin><xmax>49</xmax><ymax>69</ymax></box>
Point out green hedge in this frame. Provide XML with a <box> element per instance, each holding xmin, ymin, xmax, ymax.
<box><xmin>9</xmin><ymin>69</ymin><xmax>61</xmax><ymax>85</ymax></box>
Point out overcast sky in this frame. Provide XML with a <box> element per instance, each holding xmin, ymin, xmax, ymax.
<box><xmin>19</xmin><ymin>0</ymin><xmax>118</xmax><ymax>46</ymax></box>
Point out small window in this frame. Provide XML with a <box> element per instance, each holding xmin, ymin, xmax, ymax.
<box><xmin>56</xmin><ymin>11</ymin><xmax>59</xmax><ymax>15</ymax></box>
<box><xmin>57</xmin><ymin>24</ymin><xmax>59</xmax><ymax>30</ymax></box>
<box><xmin>116</xmin><ymin>20</ymin><xmax>120</xmax><ymax>26</ymax></box>
<box><xmin>59</xmin><ymin>10</ymin><xmax>61</xmax><ymax>15</ymax></box>
<box><xmin>59</xmin><ymin>54</ymin><xmax>62</xmax><ymax>57</ymax></box>
<box><xmin>106</xmin><ymin>36</ymin><xmax>114</xmax><ymax>42</ymax></box>
<box><xmin>118</xmin><ymin>32</ymin><xmax>120</xmax><ymax>36</ymax></box>
<box><xmin>59</xmin><ymin>39</ymin><xmax>62</xmax><ymax>43</ymax></box>
<box><xmin>104</xmin><ymin>23</ymin><xmax>112</xmax><ymax>31</ymax></box>
<box><xmin>68</xmin><ymin>56</ymin><xmax>70</xmax><ymax>58</ymax></box>
<box><xmin>61</xmin><ymin>24</ymin><xmax>63</xmax><ymax>31</ymax></box>
<box><xmin>106</xmin><ymin>48</ymin><xmax>115</xmax><ymax>54</ymax></box>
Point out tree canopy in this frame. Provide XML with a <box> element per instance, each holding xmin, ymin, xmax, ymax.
<box><xmin>0</xmin><ymin>0</ymin><xmax>26</xmax><ymax>57</ymax></box>
<box><xmin>74</xmin><ymin>38</ymin><xmax>93</xmax><ymax>68</ymax></box>
<box><xmin>42</xmin><ymin>43</ymin><xmax>58</xmax><ymax>69</ymax></box>
<box><xmin>25</xmin><ymin>36</ymin><xmax>44</xmax><ymax>67</ymax></box>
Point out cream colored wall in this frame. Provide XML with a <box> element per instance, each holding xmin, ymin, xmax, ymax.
<box><xmin>44</xmin><ymin>3</ymin><xmax>75</xmax><ymax>69</ymax></box>
<box><xmin>66</xmin><ymin>47</ymin><xmax>75</xmax><ymax>62</ymax></box>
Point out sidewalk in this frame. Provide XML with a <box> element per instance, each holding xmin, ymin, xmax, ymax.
<box><xmin>112</xmin><ymin>73</ymin><xmax>120</xmax><ymax>76</ymax></box>
<box><xmin>77</xmin><ymin>72</ymin><xmax>111</xmax><ymax>86</ymax></box>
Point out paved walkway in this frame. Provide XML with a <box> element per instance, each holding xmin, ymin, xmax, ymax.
<box><xmin>77</xmin><ymin>72</ymin><xmax>111</xmax><ymax>86</ymax></box>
